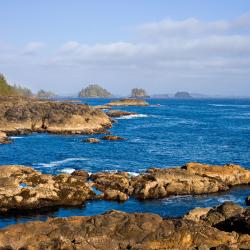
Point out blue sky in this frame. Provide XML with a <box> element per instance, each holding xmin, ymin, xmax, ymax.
<box><xmin>1</xmin><ymin>0</ymin><xmax>250</xmax><ymax>95</ymax></box>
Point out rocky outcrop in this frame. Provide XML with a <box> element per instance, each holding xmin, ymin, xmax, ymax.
<box><xmin>103</xmin><ymin>189</ymin><xmax>128</xmax><ymax>201</ymax></box>
<box><xmin>107</xmin><ymin>99</ymin><xmax>149</xmax><ymax>106</ymax></box>
<box><xmin>0</xmin><ymin>166</ymin><xmax>95</xmax><ymax>213</ymax></box>
<box><xmin>91</xmin><ymin>163</ymin><xmax>250</xmax><ymax>200</ymax></box>
<box><xmin>102</xmin><ymin>135</ymin><xmax>125</xmax><ymax>141</ymax></box>
<box><xmin>78</xmin><ymin>84</ymin><xmax>112</xmax><ymax>98</ymax></box>
<box><xmin>36</xmin><ymin>89</ymin><xmax>56</xmax><ymax>98</ymax></box>
<box><xmin>0</xmin><ymin>205</ymin><xmax>249</xmax><ymax>249</ymax></box>
<box><xmin>131</xmin><ymin>88</ymin><xmax>149</xmax><ymax>98</ymax></box>
<box><xmin>0</xmin><ymin>96</ymin><xmax>112</xmax><ymax>135</ymax></box>
<box><xmin>82</xmin><ymin>138</ymin><xmax>100</xmax><ymax>143</ymax></box>
<box><xmin>0</xmin><ymin>131</ymin><xmax>11</xmax><ymax>144</ymax></box>
<box><xmin>246</xmin><ymin>196</ymin><xmax>250</xmax><ymax>206</ymax></box>
<box><xmin>106</xmin><ymin>110</ymin><xmax>137</xmax><ymax>117</ymax></box>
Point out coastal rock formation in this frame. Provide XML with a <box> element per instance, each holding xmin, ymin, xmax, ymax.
<box><xmin>131</xmin><ymin>88</ymin><xmax>149</xmax><ymax>98</ymax></box>
<box><xmin>107</xmin><ymin>99</ymin><xmax>149</xmax><ymax>106</ymax></box>
<box><xmin>82</xmin><ymin>138</ymin><xmax>100</xmax><ymax>143</ymax></box>
<box><xmin>0</xmin><ymin>205</ymin><xmax>249</xmax><ymax>249</ymax></box>
<box><xmin>102</xmin><ymin>135</ymin><xmax>125</xmax><ymax>141</ymax></box>
<box><xmin>91</xmin><ymin>163</ymin><xmax>250</xmax><ymax>200</ymax></box>
<box><xmin>37</xmin><ymin>89</ymin><xmax>56</xmax><ymax>98</ymax></box>
<box><xmin>0</xmin><ymin>131</ymin><xmax>11</xmax><ymax>144</ymax></box>
<box><xmin>0</xmin><ymin>96</ymin><xmax>112</xmax><ymax>135</ymax></box>
<box><xmin>78</xmin><ymin>84</ymin><xmax>112</xmax><ymax>98</ymax></box>
<box><xmin>174</xmin><ymin>91</ymin><xmax>192</xmax><ymax>98</ymax></box>
<box><xmin>106</xmin><ymin>110</ymin><xmax>137</xmax><ymax>117</ymax></box>
<box><xmin>103</xmin><ymin>189</ymin><xmax>128</xmax><ymax>201</ymax></box>
<box><xmin>0</xmin><ymin>165</ymin><xmax>95</xmax><ymax>213</ymax></box>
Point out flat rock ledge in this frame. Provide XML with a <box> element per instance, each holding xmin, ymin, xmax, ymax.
<box><xmin>0</xmin><ymin>96</ymin><xmax>112</xmax><ymax>136</ymax></box>
<box><xmin>0</xmin><ymin>202</ymin><xmax>249</xmax><ymax>249</ymax></box>
<box><xmin>91</xmin><ymin>162</ymin><xmax>250</xmax><ymax>199</ymax></box>
<box><xmin>106</xmin><ymin>99</ymin><xmax>149</xmax><ymax>106</ymax></box>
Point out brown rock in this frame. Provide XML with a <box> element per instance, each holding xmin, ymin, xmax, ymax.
<box><xmin>0</xmin><ymin>96</ymin><xmax>112</xmax><ymax>135</ymax></box>
<box><xmin>103</xmin><ymin>189</ymin><xmax>129</xmax><ymax>201</ymax></box>
<box><xmin>71</xmin><ymin>170</ymin><xmax>89</xmax><ymax>181</ymax></box>
<box><xmin>0</xmin><ymin>210</ymin><xmax>244</xmax><ymax>249</ymax></box>
<box><xmin>101</xmin><ymin>135</ymin><xmax>125</xmax><ymax>141</ymax></box>
<box><xmin>107</xmin><ymin>99</ymin><xmax>149</xmax><ymax>106</ymax></box>
<box><xmin>106</xmin><ymin>110</ymin><xmax>137</xmax><ymax>117</ymax></box>
<box><xmin>0</xmin><ymin>165</ymin><xmax>95</xmax><ymax>213</ymax></box>
<box><xmin>0</xmin><ymin>131</ymin><xmax>11</xmax><ymax>144</ymax></box>
<box><xmin>82</xmin><ymin>138</ymin><xmax>100</xmax><ymax>143</ymax></box>
<box><xmin>184</xmin><ymin>207</ymin><xmax>212</xmax><ymax>222</ymax></box>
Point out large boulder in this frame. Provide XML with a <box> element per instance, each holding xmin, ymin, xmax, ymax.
<box><xmin>0</xmin><ymin>210</ymin><xmax>244</xmax><ymax>249</ymax></box>
<box><xmin>103</xmin><ymin>189</ymin><xmax>128</xmax><ymax>201</ymax></box>
<box><xmin>0</xmin><ymin>166</ymin><xmax>95</xmax><ymax>213</ymax></box>
<box><xmin>0</xmin><ymin>96</ymin><xmax>112</xmax><ymax>135</ymax></box>
<box><xmin>101</xmin><ymin>135</ymin><xmax>125</xmax><ymax>141</ymax></box>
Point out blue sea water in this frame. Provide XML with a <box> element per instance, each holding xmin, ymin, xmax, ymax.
<box><xmin>0</xmin><ymin>98</ymin><xmax>250</xmax><ymax>228</ymax></box>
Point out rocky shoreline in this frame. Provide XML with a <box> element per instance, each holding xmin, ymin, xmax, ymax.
<box><xmin>0</xmin><ymin>96</ymin><xmax>112</xmax><ymax>139</ymax></box>
<box><xmin>0</xmin><ymin>163</ymin><xmax>249</xmax><ymax>213</ymax></box>
<box><xmin>0</xmin><ymin>201</ymin><xmax>249</xmax><ymax>249</ymax></box>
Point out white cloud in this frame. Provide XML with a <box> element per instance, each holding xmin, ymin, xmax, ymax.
<box><xmin>23</xmin><ymin>42</ymin><xmax>44</xmax><ymax>55</ymax></box>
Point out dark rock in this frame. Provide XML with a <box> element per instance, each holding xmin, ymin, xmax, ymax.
<box><xmin>131</xmin><ymin>88</ymin><xmax>149</xmax><ymax>98</ymax></box>
<box><xmin>82</xmin><ymin>138</ymin><xmax>100</xmax><ymax>143</ymax></box>
<box><xmin>246</xmin><ymin>196</ymin><xmax>250</xmax><ymax>206</ymax></box>
<box><xmin>174</xmin><ymin>91</ymin><xmax>192</xmax><ymax>98</ymax></box>
<box><xmin>78</xmin><ymin>84</ymin><xmax>112</xmax><ymax>98</ymax></box>
<box><xmin>106</xmin><ymin>110</ymin><xmax>137</xmax><ymax>117</ymax></box>
<box><xmin>101</xmin><ymin>135</ymin><xmax>125</xmax><ymax>141</ymax></box>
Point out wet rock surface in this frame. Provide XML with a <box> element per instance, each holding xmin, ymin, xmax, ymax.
<box><xmin>0</xmin><ymin>166</ymin><xmax>95</xmax><ymax>213</ymax></box>
<box><xmin>0</xmin><ymin>205</ymin><xmax>249</xmax><ymax>249</ymax></box>
<box><xmin>107</xmin><ymin>99</ymin><xmax>149</xmax><ymax>106</ymax></box>
<box><xmin>0</xmin><ymin>96</ymin><xmax>112</xmax><ymax>135</ymax></box>
<box><xmin>106</xmin><ymin>110</ymin><xmax>137</xmax><ymax>117</ymax></box>
<box><xmin>101</xmin><ymin>135</ymin><xmax>125</xmax><ymax>141</ymax></box>
<box><xmin>0</xmin><ymin>131</ymin><xmax>11</xmax><ymax>144</ymax></box>
<box><xmin>82</xmin><ymin>138</ymin><xmax>100</xmax><ymax>143</ymax></box>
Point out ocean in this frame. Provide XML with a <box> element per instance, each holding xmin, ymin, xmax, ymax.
<box><xmin>0</xmin><ymin>98</ymin><xmax>250</xmax><ymax>228</ymax></box>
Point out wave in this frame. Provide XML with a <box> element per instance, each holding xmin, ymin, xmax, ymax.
<box><xmin>10</xmin><ymin>136</ymin><xmax>24</xmax><ymax>139</ymax></box>
<box><xmin>60</xmin><ymin>168</ymin><xmax>76</xmax><ymax>174</ymax></box>
<box><xmin>209</xmin><ymin>104</ymin><xmax>250</xmax><ymax>108</ymax></box>
<box><xmin>36</xmin><ymin>157</ymin><xmax>87</xmax><ymax>168</ymax></box>
<box><xmin>117</xmin><ymin>114</ymin><xmax>148</xmax><ymax>120</ymax></box>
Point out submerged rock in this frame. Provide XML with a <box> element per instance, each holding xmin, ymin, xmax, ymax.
<box><xmin>0</xmin><ymin>96</ymin><xmax>112</xmax><ymax>136</ymax></box>
<box><xmin>107</xmin><ymin>99</ymin><xmax>149</xmax><ymax>106</ymax></box>
<box><xmin>101</xmin><ymin>135</ymin><xmax>125</xmax><ymax>141</ymax></box>
<box><xmin>0</xmin><ymin>206</ymin><xmax>249</xmax><ymax>249</ymax></box>
<box><xmin>0</xmin><ymin>131</ymin><xmax>11</xmax><ymax>144</ymax></box>
<box><xmin>106</xmin><ymin>110</ymin><xmax>137</xmax><ymax>117</ymax></box>
<box><xmin>82</xmin><ymin>138</ymin><xmax>100</xmax><ymax>143</ymax></box>
<box><xmin>0</xmin><ymin>166</ymin><xmax>95</xmax><ymax>213</ymax></box>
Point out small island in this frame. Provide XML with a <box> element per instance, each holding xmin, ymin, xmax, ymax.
<box><xmin>107</xmin><ymin>99</ymin><xmax>149</xmax><ymax>106</ymax></box>
<box><xmin>37</xmin><ymin>89</ymin><xmax>56</xmax><ymax>98</ymax></box>
<box><xmin>79</xmin><ymin>84</ymin><xmax>112</xmax><ymax>98</ymax></box>
<box><xmin>174</xmin><ymin>91</ymin><xmax>192</xmax><ymax>99</ymax></box>
<box><xmin>131</xmin><ymin>88</ymin><xmax>149</xmax><ymax>98</ymax></box>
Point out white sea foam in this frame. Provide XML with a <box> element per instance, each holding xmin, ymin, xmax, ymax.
<box><xmin>127</xmin><ymin>172</ymin><xmax>139</xmax><ymax>177</ymax></box>
<box><xmin>36</xmin><ymin>157</ymin><xmax>87</xmax><ymax>168</ymax></box>
<box><xmin>117</xmin><ymin>114</ymin><xmax>148</xmax><ymax>119</ymax></box>
<box><xmin>209</xmin><ymin>104</ymin><xmax>250</xmax><ymax>108</ymax></box>
<box><xmin>10</xmin><ymin>136</ymin><xmax>24</xmax><ymax>139</ymax></box>
<box><xmin>60</xmin><ymin>168</ymin><xmax>76</xmax><ymax>174</ymax></box>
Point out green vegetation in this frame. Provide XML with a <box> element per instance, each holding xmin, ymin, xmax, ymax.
<box><xmin>0</xmin><ymin>73</ymin><xmax>33</xmax><ymax>97</ymax></box>
<box><xmin>37</xmin><ymin>89</ymin><xmax>56</xmax><ymax>98</ymax></box>
<box><xmin>79</xmin><ymin>84</ymin><xmax>112</xmax><ymax>98</ymax></box>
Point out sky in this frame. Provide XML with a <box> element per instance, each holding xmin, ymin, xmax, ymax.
<box><xmin>0</xmin><ymin>0</ymin><xmax>250</xmax><ymax>96</ymax></box>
